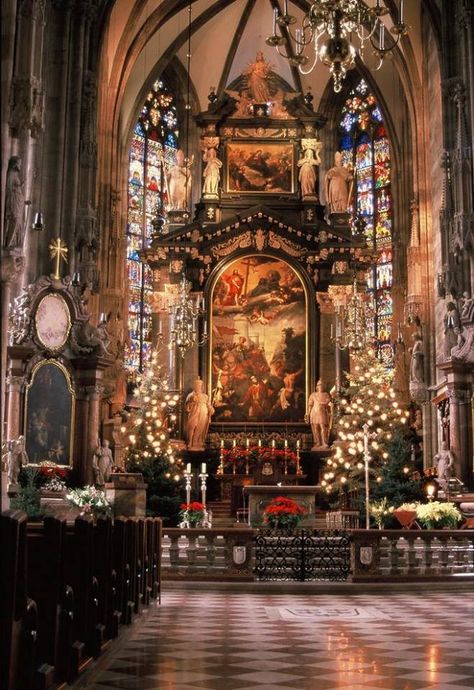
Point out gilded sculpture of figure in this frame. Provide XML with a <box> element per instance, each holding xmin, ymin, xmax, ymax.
<box><xmin>409</xmin><ymin>333</ymin><xmax>424</xmax><ymax>383</ymax></box>
<box><xmin>297</xmin><ymin>148</ymin><xmax>319</xmax><ymax>197</ymax></box>
<box><xmin>185</xmin><ymin>378</ymin><xmax>214</xmax><ymax>451</ymax></box>
<box><xmin>244</xmin><ymin>51</ymin><xmax>271</xmax><ymax>102</ymax></box>
<box><xmin>325</xmin><ymin>151</ymin><xmax>353</xmax><ymax>213</ymax></box>
<box><xmin>202</xmin><ymin>147</ymin><xmax>222</xmax><ymax>196</ymax></box>
<box><xmin>7</xmin><ymin>435</ymin><xmax>29</xmax><ymax>488</ymax></box>
<box><xmin>167</xmin><ymin>149</ymin><xmax>193</xmax><ymax>210</ymax></box>
<box><xmin>434</xmin><ymin>441</ymin><xmax>454</xmax><ymax>491</ymax></box>
<box><xmin>4</xmin><ymin>156</ymin><xmax>26</xmax><ymax>249</ymax></box>
<box><xmin>305</xmin><ymin>381</ymin><xmax>333</xmax><ymax>449</ymax></box>
<box><xmin>93</xmin><ymin>439</ymin><xmax>114</xmax><ymax>486</ymax></box>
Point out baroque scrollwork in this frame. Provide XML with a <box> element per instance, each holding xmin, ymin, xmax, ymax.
<box><xmin>211</xmin><ymin>232</ymin><xmax>252</xmax><ymax>258</ymax></box>
<box><xmin>268</xmin><ymin>231</ymin><xmax>304</xmax><ymax>258</ymax></box>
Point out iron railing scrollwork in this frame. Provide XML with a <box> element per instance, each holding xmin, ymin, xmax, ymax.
<box><xmin>254</xmin><ymin>528</ymin><xmax>352</xmax><ymax>582</ymax></box>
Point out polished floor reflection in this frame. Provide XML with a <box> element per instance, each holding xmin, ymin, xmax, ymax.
<box><xmin>81</xmin><ymin>588</ymin><xmax>474</xmax><ymax>690</ymax></box>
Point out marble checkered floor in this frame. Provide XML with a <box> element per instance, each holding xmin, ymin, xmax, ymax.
<box><xmin>79</xmin><ymin>587</ymin><xmax>474</xmax><ymax>690</ymax></box>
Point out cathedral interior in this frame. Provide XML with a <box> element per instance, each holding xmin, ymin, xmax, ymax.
<box><xmin>1</xmin><ymin>1</ymin><xmax>474</xmax><ymax>689</ymax></box>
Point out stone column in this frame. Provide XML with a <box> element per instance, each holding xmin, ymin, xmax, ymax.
<box><xmin>447</xmin><ymin>388</ymin><xmax>473</xmax><ymax>487</ymax></box>
<box><xmin>1</xmin><ymin>250</ymin><xmax>25</xmax><ymax>425</ymax></box>
<box><xmin>6</xmin><ymin>375</ymin><xmax>25</xmax><ymax>440</ymax></box>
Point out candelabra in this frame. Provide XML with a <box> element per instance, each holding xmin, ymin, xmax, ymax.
<box><xmin>168</xmin><ymin>276</ymin><xmax>208</xmax><ymax>358</ymax></box>
<box><xmin>184</xmin><ymin>468</ymin><xmax>192</xmax><ymax>506</ymax></box>
<box><xmin>266</xmin><ymin>0</ymin><xmax>411</xmax><ymax>93</ymax></box>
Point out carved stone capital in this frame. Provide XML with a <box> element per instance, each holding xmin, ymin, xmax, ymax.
<box><xmin>86</xmin><ymin>384</ymin><xmax>105</xmax><ymax>399</ymax></box>
<box><xmin>6</xmin><ymin>375</ymin><xmax>25</xmax><ymax>393</ymax></box>
<box><xmin>447</xmin><ymin>388</ymin><xmax>471</xmax><ymax>404</ymax></box>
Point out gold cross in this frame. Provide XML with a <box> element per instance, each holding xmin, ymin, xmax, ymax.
<box><xmin>49</xmin><ymin>238</ymin><xmax>68</xmax><ymax>280</ymax></box>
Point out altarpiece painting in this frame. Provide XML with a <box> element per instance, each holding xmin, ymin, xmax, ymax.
<box><xmin>210</xmin><ymin>255</ymin><xmax>307</xmax><ymax>424</ymax></box>
<box><xmin>226</xmin><ymin>142</ymin><xmax>294</xmax><ymax>193</ymax></box>
<box><xmin>25</xmin><ymin>360</ymin><xmax>75</xmax><ymax>465</ymax></box>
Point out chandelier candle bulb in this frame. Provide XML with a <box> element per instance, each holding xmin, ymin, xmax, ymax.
<box><xmin>201</xmin><ymin>463</ymin><xmax>206</xmax><ymax>474</ymax></box>
<box><xmin>273</xmin><ymin>7</ymin><xmax>277</xmax><ymax>33</ymax></box>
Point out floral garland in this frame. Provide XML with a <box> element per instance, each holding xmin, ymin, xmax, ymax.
<box><xmin>220</xmin><ymin>446</ymin><xmax>299</xmax><ymax>473</ymax></box>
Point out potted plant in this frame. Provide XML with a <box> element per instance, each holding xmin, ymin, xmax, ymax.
<box><xmin>66</xmin><ymin>485</ymin><xmax>112</xmax><ymax>518</ymax></box>
<box><xmin>263</xmin><ymin>496</ymin><xmax>307</xmax><ymax>530</ymax></box>
<box><xmin>368</xmin><ymin>498</ymin><xmax>394</xmax><ymax>529</ymax></box>
<box><xmin>393</xmin><ymin>502</ymin><xmax>419</xmax><ymax>529</ymax></box>
<box><xmin>415</xmin><ymin>501</ymin><xmax>462</xmax><ymax>529</ymax></box>
<box><xmin>179</xmin><ymin>501</ymin><xmax>206</xmax><ymax>527</ymax></box>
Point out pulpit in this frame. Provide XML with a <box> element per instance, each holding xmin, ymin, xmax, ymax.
<box><xmin>243</xmin><ymin>485</ymin><xmax>319</xmax><ymax>527</ymax></box>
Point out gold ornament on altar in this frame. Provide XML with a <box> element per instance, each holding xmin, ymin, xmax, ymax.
<box><xmin>329</xmin><ymin>279</ymin><xmax>375</xmax><ymax>351</ymax></box>
<box><xmin>49</xmin><ymin>237</ymin><xmax>68</xmax><ymax>280</ymax></box>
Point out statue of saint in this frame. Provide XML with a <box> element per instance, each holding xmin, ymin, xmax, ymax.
<box><xmin>444</xmin><ymin>302</ymin><xmax>461</xmax><ymax>358</ymax></box>
<box><xmin>305</xmin><ymin>381</ymin><xmax>333</xmax><ymax>449</ymax></box>
<box><xmin>202</xmin><ymin>147</ymin><xmax>222</xmax><ymax>196</ymax></box>
<box><xmin>409</xmin><ymin>333</ymin><xmax>424</xmax><ymax>383</ymax></box>
<box><xmin>297</xmin><ymin>148</ymin><xmax>319</xmax><ymax>197</ymax></box>
<box><xmin>434</xmin><ymin>441</ymin><xmax>454</xmax><ymax>491</ymax></box>
<box><xmin>4</xmin><ymin>156</ymin><xmax>26</xmax><ymax>249</ymax></box>
<box><xmin>185</xmin><ymin>378</ymin><xmax>214</xmax><ymax>451</ymax></box>
<box><xmin>7</xmin><ymin>435</ymin><xmax>29</xmax><ymax>488</ymax></box>
<box><xmin>167</xmin><ymin>149</ymin><xmax>193</xmax><ymax>210</ymax></box>
<box><xmin>325</xmin><ymin>151</ymin><xmax>353</xmax><ymax>213</ymax></box>
<box><xmin>244</xmin><ymin>51</ymin><xmax>271</xmax><ymax>102</ymax></box>
<box><xmin>93</xmin><ymin>439</ymin><xmax>114</xmax><ymax>486</ymax></box>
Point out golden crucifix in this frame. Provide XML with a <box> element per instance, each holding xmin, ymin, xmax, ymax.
<box><xmin>49</xmin><ymin>237</ymin><xmax>68</xmax><ymax>280</ymax></box>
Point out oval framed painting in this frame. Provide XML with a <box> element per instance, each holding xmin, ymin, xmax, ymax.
<box><xmin>35</xmin><ymin>293</ymin><xmax>71</xmax><ymax>352</ymax></box>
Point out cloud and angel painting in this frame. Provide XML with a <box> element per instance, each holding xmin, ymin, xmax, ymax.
<box><xmin>210</xmin><ymin>256</ymin><xmax>307</xmax><ymax>424</ymax></box>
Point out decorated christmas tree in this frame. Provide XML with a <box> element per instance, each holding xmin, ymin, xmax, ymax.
<box><xmin>322</xmin><ymin>348</ymin><xmax>411</xmax><ymax>498</ymax></box>
<box><xmin>124</xmin><ymin>349</ymin><xmax>184</xmax><ymax>523</ymax></box>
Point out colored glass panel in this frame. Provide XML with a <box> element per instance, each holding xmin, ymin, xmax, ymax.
<box><xmin>338</xmin><ymin>78</ymin><xmax>393</xmax><ymax>366</ymax></box>
<box><xmin>126</xmin><ymin>79</ymin><xmax>180</xmax><ymax>372</ymax></box>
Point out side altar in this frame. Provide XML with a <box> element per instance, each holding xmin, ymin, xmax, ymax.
<box><xmin>244</xmin><ymin>485</ymin><xmax>318</xmax><ymax>527</ymax></box>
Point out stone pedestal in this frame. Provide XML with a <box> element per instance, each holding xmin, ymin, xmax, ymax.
<box><xmin>105</xmin><ymin>472</ymin><xmax>147</xmax><ymax>517</ymax></box>
<box><xmin>243</xmin><ymin>485</ymin><xmax>319</xmax><ymax>527</ymax></box>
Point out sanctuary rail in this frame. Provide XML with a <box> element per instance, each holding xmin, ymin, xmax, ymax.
<box><xmin>351</xmin><ymin>529</ymin><xmax>474</xmax><ymax>581</ymax></box>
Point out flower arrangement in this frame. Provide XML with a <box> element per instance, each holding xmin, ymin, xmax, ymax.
<box><xmin>179</xmin><ymin>501</ymin><xmax>205</xmax><ymax>527</ymax></box>
<box><xmin>42</xmin><ymin>476</ymin><xmax>67</xmax><ymax>493</ymax></box>
<box><xmin>38</xmin><ymin>460</ymin><xmax>69</xmax><ymax>479</ymax></box>
<box><xmin>368</xmin><ymin>498</ymin><xmax>394</xmax><ymax>529</ymax></box>
<box><xmin>415</xmin><ymin>501</ymin><xmax>462</xmax><ymax>530</ymax></box>
<box><xmin>66</xmin><ymin>485</ymin><xmax>112</xmax><ymax>517</ymax></box>
<box><xmin>263</xmin><ymin>496</ymin><xmax>307</xmax><ymax>530</ymax></box>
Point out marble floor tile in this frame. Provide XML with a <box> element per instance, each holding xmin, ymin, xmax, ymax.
<box><xmin>76</xmin><ymin>588</ymin><xmax>474</xmax><ymax>690</ymax></box>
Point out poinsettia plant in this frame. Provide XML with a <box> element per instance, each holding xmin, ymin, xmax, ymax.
<box><xmin>263</xmin><ymin>496</ymin><xmax>307</xmax><ymax>530</ymax></box>
<box><xmin>179</xmin><ymin>501</ymin><xmax>206</xmax><ymax>527</ymax></box>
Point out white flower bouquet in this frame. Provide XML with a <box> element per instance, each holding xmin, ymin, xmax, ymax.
<box><xmin>66</xmin><ymin>485</ymin><xmax>112</xmax><ymax>517</ymax></box>
<box><xmin>42</xmin><ymin>476</ymin><xmax>67</xmax><ymax>493</ymax></box>
<box><xmin>415</xmin><ymin>501</ymin><xmax>462</xmax><ymax>530</ymax></box>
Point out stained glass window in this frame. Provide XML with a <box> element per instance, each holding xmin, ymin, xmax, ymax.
<box><xmin>339</xmin><ymin>79</ymin><xmax>393</xmax><ymax>365</ymax></box>
<box><xmin>126</xmin><ymin>80</ymin><xmax>179</xmax><ymax>371</ymax></box>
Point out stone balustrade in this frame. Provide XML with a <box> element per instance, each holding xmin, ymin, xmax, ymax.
<box><xmin>162</xmin><ymin>527</ymin><xmax>474</xmax><ymax>582</ymax></box>
<box><xmin>352</xmin><ymin>529</ymin><xmax>474</xmax><ymax>581</ymax></box>
<box><xmin>162</xmin><ymin>528</ymin><xmax>255</xmax><ymax>580</ymax></box>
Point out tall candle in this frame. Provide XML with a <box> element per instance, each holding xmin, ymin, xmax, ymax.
<box><xmin>232</xmin><ymin>439</ymin><xmax>237</xmax><ymax>448</ymax></box>
<box><xmin>201</xmin><ymin>463</ymin><xmax>206</xmax><ymax>474</ymax></box>
<box><xmin>296</xmin><ymin>439</ymin><xmax>300</xmax><ymax>449</ymax></box>
<box><xmin>284</xmin><ymin>439</ymin><xmax>288</xmax><ymax>448</ymax></box>
<box><xmin>186</xmin><ymin>463</ymin><xmax>191</xmax><ymax>474</ymax></box>
<box><xmin>220</xmin><ymin>439</ymin><xmax>224</xmax><ymax>448</ymax></box>
<box><xmin>271</xmin><ymin>439</ymin><xmax>276</xmax><ymax>449</ymax></box>
<box><xmin>246</xmin><ymin>437</ymin><xmax>249</xmax><ymax>448</ymax></box>
<box><xmin>258</xmin><ymin>439</ymin><xmax>262</xmax><ymax>448</ymax></box>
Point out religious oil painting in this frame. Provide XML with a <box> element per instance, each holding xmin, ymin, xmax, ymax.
<box><xmin>226</xmin><ymin>142</ymin><xmax>294</xmax><ymax>193</ymax></box>
<box><xmin>210</xmin><ymin>255</ymin><xmax>306</xmax><ymax>424</ymax></box>
<box><xmin>25</xmin><ymin>360</ymin><xmax>74</xmax><ymax>466</ymax></box>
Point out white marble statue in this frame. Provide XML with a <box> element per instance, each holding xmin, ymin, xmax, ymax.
<box><xmin>185</xmin><ymin>378</ymin><xmax>214</xmax><ymax>451</ymax></box>
<box><xmin>297</xmin><ymin>148</ymin><xmax>319</xmax><ymax>197</ymax></box>
<box><xmin>4</xmin><ymin>156</ymin><xmax>26</xmax><ymax>249</ymax></box>
<box><xmin>434</xmin><ymin>441</ymin><xmax>454</xmax><ymax>491</ymax></box>
<box><xmin>7</xmin><ymin>435</ymin><xmax>29</xmax><ymax>488</ymax></box>
<box><xmin>93</xmin><ymin>439</ymin><xmax>114</xmax><ymax>486</ymax></box>
<box><xmin>325</xmin><ymin>151</ymin><xmax>353</xmax><ymax>213</ymax></box>
<box><xmin>202</xmin><ymin>147</ymin><xmax>222</xmax><ymax>196</ymax></box>
<box><xmin>305</xmin><ymin>381</ymin><xmax>333</xmax><ymax>449</ymax></box>
<box><xmin>168</xmin><ymin>149</ymin><xmax>193</xmax><ymax>210</ymax></box>
<box><xmin>409</xmin><ymin>333</ymin><xmax>424</xmax><ymax>383</ymax></box>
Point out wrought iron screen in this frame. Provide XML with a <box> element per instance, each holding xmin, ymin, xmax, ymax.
<box><xmin>254</xmin><ymin>529</ymin><xmax>352</xmax><ymax>581</ymax></box>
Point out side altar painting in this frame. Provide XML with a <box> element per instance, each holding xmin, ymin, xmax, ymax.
<box><xmin>210</xmin><ymin>255</ymin><xmax>307</xmax><ymax>424</ymax></box>
<box><xmin>25</xmin><ymin>360</ymin><xmax>74</xmax><ymax>465</ymax></box>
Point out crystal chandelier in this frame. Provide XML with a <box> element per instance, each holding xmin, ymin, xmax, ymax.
<box><xmin>168</xmin><ymin>277</ymin><xmax>208</xmax><ymax>357</ymax></box>
<box><xmin>331</xmin><ymin>279</ymin><xmax>375</xmax><ymax>350</ymax></box>
<box><xmin>266</xmin><ymin>0</ymin><xmax>410</xmax><ymax>92</ymax></box>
